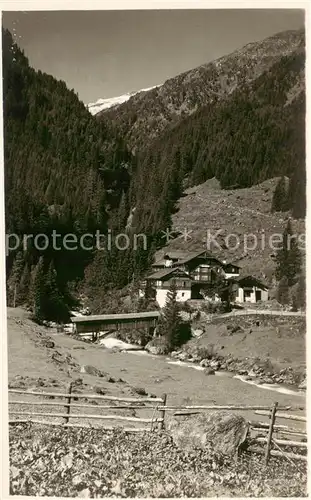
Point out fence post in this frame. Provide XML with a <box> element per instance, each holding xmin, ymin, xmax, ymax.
<box><xmin>158</xmin><ymin>393</ymin><xmax>167</xmax><ymax>430</ymax></box>
<box><xmin>63</xmin><ymin>382</ymin><xmax>73</xmax><ymax>425</ymax></box>
<box><xmin>265</xmin><ymin>401</ymin><xmax>278</xmax><ymax>465</ymax></box>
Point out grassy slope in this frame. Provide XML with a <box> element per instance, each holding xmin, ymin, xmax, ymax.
<box><xmin>188</xmin><ymin>314</ymin><xmax>306</xmax><ymax>374</ymax></box>
<box><xmin>7</xmin><ymin>308</ymin><xmax>145</xmax><ymax>401</ymax></box>
<box><xmin>7</xmin><ymin>308</ymin><xmax>306</xmax><ymax>496</ymax></box>
<box><xmin>155</xmin><ymin>177</ymin><xmax>305</xmax><ymax>282</ymax></box>
<box><xmin>7</xmin><ymin>308</ymin><xmax>305</xmax><ymax>416</ymax></box>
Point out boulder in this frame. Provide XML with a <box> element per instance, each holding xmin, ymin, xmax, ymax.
<box><xmin>134</xmin><ymin>387</ymin><xmax>148</xmax><ymax>396</ymax></box>
<box><xmin>210</xmin><ymin>360</ymin><xmax>221</xmax><ymax>371</ymax></box>
<box><xmin>80</xmin><ymin>365</ymin><xmax>106</xmax><ymax>377</ymax></box>
<box><xmin>40</xmin><ymin>339</ymin><xmax>55</xmax><ymax>348</ymax></box>
<box><xmin>204</xmin><ymin>367</ymin><xmax>215</xmax><ymax>375</ymax></box>
<box><xmin>199</xmin><ymin>359</ymin><xmax>209</xmax><ymax>368</ymax></box>
<box><xmin>238</xmin><ymin>369</ymin><xmax>248</xmax><ymax>375</ymax></box>
<box><xmin>191</xmin><ymin>355</ymin><xmax>201</xmax><ymax>363</ymax></box>
<box><xmin>191</xmin><ymin>327</ymin><xmax>204</xmax><ymax>337</ymax></box>
<box><xmin>168</xmin><ymin>411</ymin><xmax>249</xmax><ymax>456</ymax></box>
<box><xmin>298</xmin><ymin>378</ymin><xmax>307</xmax><ymax>390</ymax></box>
<box><xmin>178</xmin><ymin>352</ymin><xmax>189</xmax><ymax>361</ymax></box>
<box><xmin>231</xmin><ymin>325</ymin><xmax>243</xmax><ymax>333</ymax></box>
<box><xmin>262</xmin><ymin>377</ymin><xmax>274</xmax><ymax>385</ymax></box>
<box><xmin>145</xmin><ymin>338</ymin><xmax>168</xmax><ymax>355</ymax></box>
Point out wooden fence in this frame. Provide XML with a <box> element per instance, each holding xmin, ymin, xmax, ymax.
<box><xmin>8</xmin><ymin>387</ymin><xmax>306</xmax><ymax>464</ymax></box>
<box><xmin>248</xmin><ymin>404</ymin><xmax>307</xmax><ymax>464</ymax></box>
<box><xmin>8</xmin><ymin>384</ymin><xmax>166</xmax><ymax>432</ymax></box>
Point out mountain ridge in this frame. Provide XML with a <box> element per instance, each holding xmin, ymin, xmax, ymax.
<box><xmin>3</xmin><ymin>26</ymin><xmax>306</xmax><ymax>320</ymax></box>
<box><xmin>98</xmin><ymin>28</ymin><xmax>304</xmax><ymax>152</ymax></box>
<box><xmin>87</xmin><ymin>84</ymin><xmax>162</xmax><ymax>115</ymax></box>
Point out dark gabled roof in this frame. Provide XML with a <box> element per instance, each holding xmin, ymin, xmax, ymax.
<box><xmin>223</xmin><ymin>262</ymin><xmax>241</xmax><ymax>269</ymax></box>
<box><xmin>152</xmin><ymin>250</ymin><xmax>192</xmax><ymax>267</ymax></box>
<box><xmin>146</xmin><ymin>267</ymin><xmax>192</xmax><ymax>281</ymax></box>
<box><xmin>172</xmin><ymin>250</ymin><xmax>223</xmax><ymax>266</ymax></box>
<box><xmin>237</xmin><ymin>275</ymin><xmax>268</xmax><ymax>289</ymax></box>
<box><xmin>151</xmin><ymin>250</ymin><xmax>198</xmax><ymax>268</ymax></box>
<box><xmin>151</xmin><ymin>259</ymin><xmax>169</xmax><ymax>268</ymax></box>
<box><xmin>151</xmin><ymin>250</ymin><xmax>240</xmax><ymax>269</ymax></box>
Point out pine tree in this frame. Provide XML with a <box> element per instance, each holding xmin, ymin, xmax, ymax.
<box><xmin>44</xmin><ymin>261</ymin><xmax>70</xmax><ymax>323</ymax></box>
<box><xmin>117</xmin><ymin>190</ymin><xmax>129</xmax><ymax>230</ymax></box>
<box><xmin>33</xmin><ymin>257</ymin><xmax>46</xmax><ymax>323</ymax></box>
<box><xmin>275</xmin><ymin>220</ymin><xmax>302</xmax><ymax>287</ymax></box>
<box><xmin>18</xmin><ymin>263</ymin><xmax>31</xmax><ymax>305</ymax></box>
<box><xmin>271</xmin><ymin>176</ymin><xmax>290</xmax><ymax>212</ymax></box>
<box><xmin>295</xmin><ymin>274</ymin><xmax>306</xmax><ymax>310</ymax></box>
<box><xmin>7</xmin><ymin>251</ymin><xmax>24</xmax><ymax>307</ymax></box>
<box><xmin>160</xmin><ymin>280</ymin><xmax>183</xmax><ymax>350</ymax></box>
<box><xmin>276</xmin><ymin>276</ymin><xmax>290</xmax><ymax>305</ymax></box>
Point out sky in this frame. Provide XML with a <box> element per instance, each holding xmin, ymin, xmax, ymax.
<box><xmin>2</xmin><ymin>9</ymin><xmax>305</xmax><ymax>104</ymax></box>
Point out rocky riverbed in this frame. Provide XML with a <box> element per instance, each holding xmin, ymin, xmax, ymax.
<box><xmin>73</xmin><ymin>326</ymin><xmax>306</xmax><ymax>391</ymax></box>
<box><xmin>144</xmin><ymin>314</ymin><xmax>306</xmax><ymax>391</ymax></box>
<box><xmin>167</xmin><ymin>347</ymin><xmax>306</xmax><ymax>390</ymax></box>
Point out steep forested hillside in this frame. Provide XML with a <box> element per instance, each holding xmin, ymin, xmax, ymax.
<box><xmin>3</xmin><ymin>27</ymin><xmax>305</xmax><ymax>319</ymax></box>
<box><xmin>3</xmin><ymin>29</ymin><xmax>134</xmax><ymax>320</ymax></box>
<box><xmin>84</xmin><ymin>41</ymin><xmax>305</xmax><ymax>313</ymax></box>
<box><xmin>99</xmin><ymin>29</ymin><xmax>304</xmax><ymax>153</ymax></box>
<box><xmin>129</xmin><ymin>47</ymin><xmax>305</xmax><ymax>244</ymax></box>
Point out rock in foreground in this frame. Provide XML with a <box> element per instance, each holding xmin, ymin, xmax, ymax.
<box><xmin>145</xmin><ymin>338</ymin><xmax>169</xmax><ymax>355</ymax></box>
<box><xmin>168</xmin><ymin>411</ymin><xmax>249</xmax><ymax>455</ymax></box>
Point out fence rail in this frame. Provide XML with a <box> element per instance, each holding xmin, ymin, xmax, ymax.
<box><xmin>8</xmin><ymin>388</ymin><xmax>164</xmax><ymax>403</ymax></box>
<box><xmin>8</xmin><ymin>388</ymin><xmax>306</xmax><ymax>464</ymax></box>
<box><xmin>215</xmin><ymin>309</ymin><xmax>305</xmax><ymax>319</ymax></box>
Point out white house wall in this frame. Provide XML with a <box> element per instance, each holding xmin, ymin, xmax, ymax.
<box><xmin>236</xmin><ymin>286</ymin><xmax>268</xmax><ymax>303</ymax></box>
<box><xmin>224</xmin><ymin>272</ymin><xmax>240</xmax><ymax>279</ymax></box>
<box><xmin>261</xmin><ymin>289</ymin><xmax>269</xmax><ymax>301</ymax></box>
<box><xmin>156</xmin><ymin>288</ymin><xmax>192</xmax><ymax>308</ymax></box>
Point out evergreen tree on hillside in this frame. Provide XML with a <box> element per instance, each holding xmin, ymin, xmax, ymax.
<box><xmin>295</xmin><ymin>274</ymin><xmax>306</xmax><ymax>310</ymax></box>
<box><xmin>159</xmin><ymin>280</ymin><xmax>188</xmax><ymax>350</ymax></box>
<box><xmin>276</xmin><ymin>276</ymin><xmax>290</xmax><ymax>305</ymax></box>
<box><xmin>275</xmin><ymin>220</ymin><xmax>302</xmax><ymax>287</ymax></box>
<box><xmin>271</xmin><ymin>176</ymin><xmax>290</xmax><ymax>212</ymax></box>
<box><xmin>18</xmin><ymin>263</ymin><xmax>31</xmax><ymax>306</ymax></box>
<box><xmin>44</xmin><ymin>261</ymin><xmax>70</xmax><ymax>323</ymax></box>
<box><xmin>7</xmin><ymin>251</ymin><xmax>24</xmax><ymax>307</ymax></box>
<box><xmin>33</xmin><ymin>257</ymin><xmax>46</xmax><ymax>323</ymax></box>
<box><xmin>3</xmin><ymin>28</ymin><xmax>134</xmax><ymax>319</ymax></box>
<box><xmin>160</xmin><ymin>280</ymin><xmax>181</xmax><ymax>350</ymax></box>
<box><xmin>3</xmin><ymin>26</ymin><xmax>306</xmax><ymax>319</ymax></box>
<box><xmin>32</xmin><ymin>258</ymin><xmax>70</xmax><ymax>323</ymax></box>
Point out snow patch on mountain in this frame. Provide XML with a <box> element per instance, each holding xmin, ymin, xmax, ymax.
<box><xmin>87</xmin><ymin>84</ymin><xmax>162</xmax><ymax>115</ymax></box>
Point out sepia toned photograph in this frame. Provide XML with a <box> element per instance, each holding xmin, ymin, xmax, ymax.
<box><xmin>1</xmin><ymin>6</ymin><xmax>307</xmax><ymax>497</ymax></box>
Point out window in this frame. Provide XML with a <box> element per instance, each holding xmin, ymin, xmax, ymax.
<box><xmin>181</xmin><ymin>292</ymin><xmax>185</xmax><ymax>297</ymax></box>
<box><xmin>244</xmin><ymin>290</ymin><xmax>252</xmax><ymax>298</ymax></box>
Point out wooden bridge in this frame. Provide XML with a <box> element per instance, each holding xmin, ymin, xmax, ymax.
<box><xmin>71</xmin><ymin>311</ymin><xmax>160</xmax><ymax>339</ymax></box>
